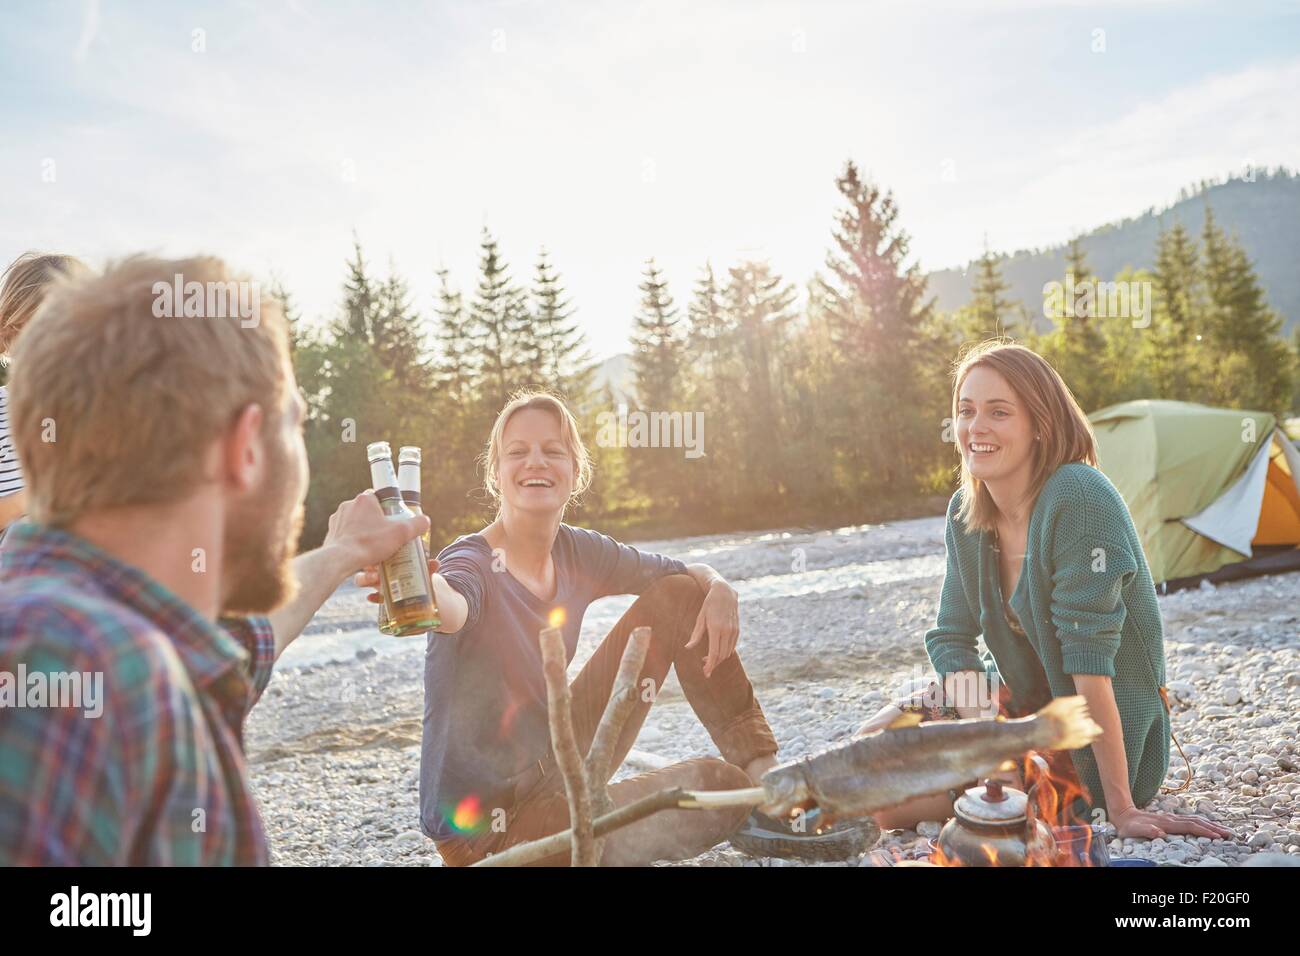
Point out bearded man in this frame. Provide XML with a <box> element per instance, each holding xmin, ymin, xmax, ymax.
<box><xmin>0</xmin><ymin>256</ymin><xmax>427</xmax><ymax>865</ymax></box>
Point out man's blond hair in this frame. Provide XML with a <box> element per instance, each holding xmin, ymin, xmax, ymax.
<box><xmin>8</xmin><ymin>256</ymin><xmax>289</xmax><ymax>526</ymax></box>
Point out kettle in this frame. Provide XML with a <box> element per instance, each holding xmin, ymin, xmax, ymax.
<box><xmin>935</xmin><ymin>776</ymin><xmax>1057</xmax><ymax>867</ymax></box>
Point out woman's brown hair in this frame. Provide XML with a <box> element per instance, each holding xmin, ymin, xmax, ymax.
<box><xmin>952</xmin><ymin>341</ymin><xmax>1097</xmax><ymax>532</ymax></box>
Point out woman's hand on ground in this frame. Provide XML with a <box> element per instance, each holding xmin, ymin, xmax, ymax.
<box><xmin>355</xmin><ymin>557</ymin><xmax>440</xmax><ymax>603</ymax></box>
<box><xmin>1110</xmin><ymin>805</ymin><xmax>1235</xmax><ymax>841</ymax></box>
<box><xmin>686</xmin><ymin>579</ymin><xmax>739</xmax><ymax>678</ymax></box>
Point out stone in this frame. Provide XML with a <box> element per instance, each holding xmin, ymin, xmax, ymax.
<box><xmin>1242</xmin><ymin>853</ymin><xmax>1300</xmax><ymax>867</ymax></box>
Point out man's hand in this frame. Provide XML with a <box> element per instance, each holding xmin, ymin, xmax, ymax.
<box><xmin>263</xmin><ymin>492</ymin><xmax>430</xmax><ymax>660</ymax></box>
<box><xmin>685</xmin><ymin>579</ymin><xmax>739</xmax><ymax>678</ymax></box>
<box><xmin>324</xmin><ymin>490</ymin><xmax>430</xmax><ymax>574</ymax></box>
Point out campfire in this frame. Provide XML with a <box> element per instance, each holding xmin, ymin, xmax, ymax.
<box><xmin>475</xmin><ymin>625</ymin><xmax>1106</xmax><ymax>867</ymax></box>
<box><xmin>926</xmin><ymin>753</ymin><xmax>1106</xmax><ymax>867</ymax></box>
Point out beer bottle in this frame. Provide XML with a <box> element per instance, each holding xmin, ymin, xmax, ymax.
<box><xmin>378</xmin><ymin>446</ymin><xmax>434</xmax><ymax>634</ymax></box>
<box><xmin>366</xmin><ymin>441</ymin><xmax>440</xmax><ymax>636</ymax></box>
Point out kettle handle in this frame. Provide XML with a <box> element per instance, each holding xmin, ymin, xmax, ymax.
<box><xmin>1024</xmin><ymin>752</ymin><xmax>1050</xmax><ymax>843</ymax></box>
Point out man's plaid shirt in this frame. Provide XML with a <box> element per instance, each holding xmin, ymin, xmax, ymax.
<box><xmin>0</xmin><ymin>522</ymin><xmax>275</xmax><ymax>864</ymax></box>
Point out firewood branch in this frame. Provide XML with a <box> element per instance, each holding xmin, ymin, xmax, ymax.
<box><xmin>472</xmin><ymin>785</ymin><xmax>767</xmax><ymax>868</ymax></box>
<box><xmin>584</xmin><ymin>625</ymin><xmax>652</xmax><ymax>859</ymax></box>
<box><xmin>587</xmin><ymin>625</ymin><xmax>652</xmax><ymax>788</ymax></box>
<box><xmin>538</xmin><ymin>626</ymin><xmax>597</xmax><ymax>867</ymax></box>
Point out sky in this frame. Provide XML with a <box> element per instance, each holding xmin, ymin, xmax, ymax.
<box><xmin>2</xmin><ymin>0</ymin><xmax>1299</xmax><ymax>359</ymax></box>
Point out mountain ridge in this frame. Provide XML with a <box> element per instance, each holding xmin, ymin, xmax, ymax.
<box><xmin>927</xmin><ymin>170</ymin><xmax>1300</xmax><ymax>334</ymax></box>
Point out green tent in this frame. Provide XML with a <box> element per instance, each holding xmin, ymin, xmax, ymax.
<box><xmin>1089</xmin><ymin>400</ymin><xmax>1300</xmax><ymax>586</ymax></box>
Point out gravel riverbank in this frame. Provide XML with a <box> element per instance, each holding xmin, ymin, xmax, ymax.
<box><xmin>244</xmin><ymin>517</ymin><xmax>1300</xmax><ymax>866</ymax></box>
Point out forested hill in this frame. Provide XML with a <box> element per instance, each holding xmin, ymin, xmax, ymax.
<box><xmin>927</xmin><ymin>170</ymin><xmax>1300</xmax><ymax>334</ymax></box>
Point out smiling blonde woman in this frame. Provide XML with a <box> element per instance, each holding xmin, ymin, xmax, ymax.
<box><xmin>358</xmin><ymin>390</ymin><xmax>781</xmax><ymax>865</ymax></box>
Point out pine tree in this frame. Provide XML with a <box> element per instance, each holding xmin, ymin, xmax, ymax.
<box><xmin>470</xmin><ymin>228</ymin><xmax>526</xmax><ymax>409</ymax></box>
<box><xmin>626</xmin><ymin>259</ymin><xmax>686</xmax><ymax>514</ymax></box>
<box><xmin>630</xmin><ymin>258</ymin><xmax>684</xmax><ymax>411</ymax></box>
<box><xmin>1040</xmin><ymin>237</ymin><xmax>1107</xmax><ymax>411</ymax></box>
<box><xmin>333</xmin><ymin>236</ymin><xmax>380</xmax><ymax>343</ymax></box>
<box><xmin>1146</xmin><ymin>220</ymin><xmax>1204</xmax><ymax>401</ymax></box>
<box><xmin>686</xmin><ymin>262</ymin><xmax>729</xmax><ymax>373</ymax></box>
<box><xmin>956</xmin><ymin>241</ymin><xmax>1024</xmax><ymax>342</ymax></box>
<box><xmin>432</xmin><ymin>267</ymin><xmax>474</xmax><ymax>405</ymax></box>
<box><xmin>723</xmin><ymin>260</ymin><xmax>798</xmax><ymax>508</ymax></box>
<box><xmin>1200</xmin><ymin>207</ymin><xmax>1294</xmax><ymax>413</ymax></box>
<box><xmin>373</xmin><ymin>266</ymin><xmax>430</xmax><ymax>392</ymax></box>
<box><xmin>531</xmin><ymin>248</ymin><xmax>594</xmax><ymax>400</ymax></box>
<box><xmin>818</xmin><ymin>160</ymin><xmax>937</xmax><ymax>492</ymax></box>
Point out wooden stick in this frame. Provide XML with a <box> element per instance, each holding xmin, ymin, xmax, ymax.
<box><xmin>584</xmin><ymin>625</ymin><xmax>652</xmax><ymax>860</ymax></box>
<box><xmin>538</xmin><ymin>625</ymin><xmax>598</xmax><ymax>867</ymax></box>
<box><xmin>472</xmin><ymin>785</ymin><xmax>767</xmax><ymax>868</ymax></box>
<box><xmin>586</xmin><ymin>626</ymin><xmax>652</xmax><ymax>788</ymax></box>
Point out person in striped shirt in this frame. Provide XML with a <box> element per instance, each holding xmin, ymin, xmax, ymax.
<box><xmin>0</xmin><ymin>255</ymin><xmax>429</xmax><ymax>864</ymax></box>
<box><xmin>0</xmin><ymin>253</ymin><xmax>91</xmax><ymax>534</ymax></box>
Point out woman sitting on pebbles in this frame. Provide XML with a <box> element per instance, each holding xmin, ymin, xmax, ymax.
<box><xmin>358</xmin><ymin>391</ymin><xmax>781</xmax><ymax>865</ymax></box>
<box><xmin>857</xmin><ymin>342</ymin><xmax>1233</xmax><ymax>844</ymax></box>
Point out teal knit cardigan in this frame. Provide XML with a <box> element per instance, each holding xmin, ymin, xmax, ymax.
<box><xmin>925</xmin><ymin>462</ymin><xmax>1171</xmax><ymax>815</ymax></box>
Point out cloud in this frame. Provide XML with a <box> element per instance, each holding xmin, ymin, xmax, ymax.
<box><xmin>917</xmin><ymin>58</ymin><xmax>1300</xmax><ymax>266</ymax></box>
<box><xmin>73</xmin><ymin>0</ymin><xmax>100</xmax><ymax>63</ymax></box>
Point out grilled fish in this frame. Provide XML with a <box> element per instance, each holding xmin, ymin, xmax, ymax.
<box><xmin>759</xmin><ymin>695</ymin><xmax>1102</xmax><ymax>819</ymax></box>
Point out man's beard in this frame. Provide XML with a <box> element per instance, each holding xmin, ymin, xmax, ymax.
<box><xmin>221</xmin><ymin>444</ymin><xmax>305</xmax><ymax>616</ymax></box>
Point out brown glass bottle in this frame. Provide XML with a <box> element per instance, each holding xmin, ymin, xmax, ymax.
<box><xmin>367</xmin><ymin>442</ymin><xmax>439</xmax><ymax>636</ymax></box>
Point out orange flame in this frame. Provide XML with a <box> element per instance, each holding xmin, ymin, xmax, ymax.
<box><xmin>927</xmin><ymin>750</ymin><xmax>1100</xmax><ymax>867</ymax></box>
<box><xmin>548</xmin><ymin>607</ymin><xmax>566</xmax><ymax>629</ymax></box>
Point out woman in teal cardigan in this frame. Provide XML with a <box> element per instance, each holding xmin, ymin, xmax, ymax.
<box><xmin>864</xmin><ymin>342</ymin><xmax>1231</xmax><ymax>843</ymax></box>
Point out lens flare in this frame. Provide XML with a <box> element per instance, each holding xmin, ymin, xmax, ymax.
<box><xmin>445</xmin><ymin>795</ymin><xmax>485</xmax><ymax>834</ymax></box>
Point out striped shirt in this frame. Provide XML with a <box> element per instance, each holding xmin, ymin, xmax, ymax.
<box><xmin>0</xmin><ymin>387</ymin><xmax>21</xmax><ymax>498</ymax></box>
<box><xmin>0</xmin><ymin>522</ymin><xmax>276</xmax><ymax>865</ymax></box>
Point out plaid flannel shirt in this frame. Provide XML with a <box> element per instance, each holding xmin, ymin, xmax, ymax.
<box><xmin>0</xmin><ymin>523</ymin><xmax>276</xmax><ymax>865</ymax></box>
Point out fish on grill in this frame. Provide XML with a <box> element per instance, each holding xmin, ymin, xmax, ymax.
<box><xmin>759</xmin><ymin>695</ymin><xmax>1102</xmax><ymax>819</ymax></box>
